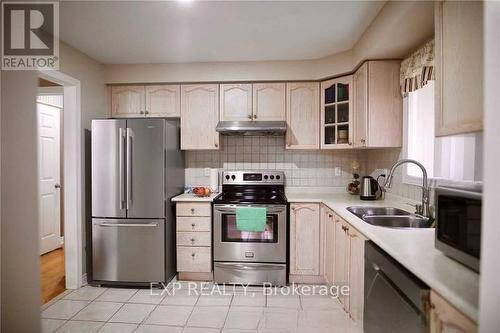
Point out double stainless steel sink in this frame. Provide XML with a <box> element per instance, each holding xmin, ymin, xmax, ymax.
<box><xmin>346</xmin><ymin>206</ymin><xmax>432</xmax><ymax>228</ymax></box>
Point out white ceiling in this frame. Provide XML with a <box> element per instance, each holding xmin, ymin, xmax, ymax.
<box><xmin>59</xmin><ymin>1</ymin><xmax>385</xmax><ymax>64</ymax></box>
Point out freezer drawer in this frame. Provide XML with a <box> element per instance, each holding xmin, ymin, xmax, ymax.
<box><xmin>92</xmin><ymin>219</ymin><xmax>165</xmax><ymax>283</ymax></box>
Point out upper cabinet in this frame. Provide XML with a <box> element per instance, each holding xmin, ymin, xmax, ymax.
<box><xmin>353</xmin><ymin>61</ymin><xmax>402</xmax><ymax>148</ymax></box>
<box><xmin>219</xmin><ymin>83</ymin><xmax>286</xmax><ymax>122</ymax></box>
<box><xmin>111</xmin><ymin>86</ymin><xmax>145</xmax><ymax>118</ymax></box>
<box><xmin>110</xmin><ymin>85</ymin><xmax>180</xmax><ymax>118</ymax></box>
<box><xmin>145</xmin><ymin>85</ymin><xmax>180</xmax><ymax>118</ymax></box>
<box><xmin>321</xmin><ymin>76</ymin><xmax>353</xmax><ymax>149</ymax></box>
<box><xmin>180</xmin><ymin>84</ymin><xmax>220</xmax><ymax>150</ymax></box>
<box><xmin>435</xmin><ymin>1</ymin><xmax>483</xmax><ymax>136</ymax></box>
<box><xmin>286</xmin><ymin>82</ymin><xmax>320</xmax><ymax>150</ymax></box>
<box><xmin>219</xmin><ymin>84</ymin><xmax>253</xmax><ymax>121</ymax></box>
<box><xmin>253</xmin><ymin>83</ymin><xmax>286</xmax><ymax>121</ymax></box>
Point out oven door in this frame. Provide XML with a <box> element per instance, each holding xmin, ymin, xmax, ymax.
<box><xmin>213</xmin><ymin>204</ymin><xmax>287</xmax><ymax>263</ymax></box>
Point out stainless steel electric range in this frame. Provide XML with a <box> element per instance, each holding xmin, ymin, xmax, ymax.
<box><xmin>213</xmin><ymin>170</ymin><xmax>287</xmax><ymax>286</ymax></box>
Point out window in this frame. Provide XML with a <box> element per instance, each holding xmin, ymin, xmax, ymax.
<box><xmin>403</xmin><ymin>81</ymin><xmax>482</xmax><ymax>185</ymax></box>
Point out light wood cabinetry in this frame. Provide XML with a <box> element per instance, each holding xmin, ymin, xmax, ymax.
<box><xmin>331</xmin><ymin>214</ymin><xmax>367</xmax><ymax>323</ymax></box>
<box><xmin>286</xmin><ymin>82</ymin><xmax>320</xmax><ymax>149</ymax></box>
<box><xmin>322</xmin><ymin>206</ymin><xmax>335</xmax><ymax>285</ymax></box>
<box><xmin>333</xmin><ymin>215</ymin><xmax>350</xmax><ymax>309</ymax></box>
<box><xmin>111</xmin><ymin>85</ymin><xmax>180</xmax><ymax>118</ymax></box>
<box><xmin>176</xmin><ymin>202</ymin><xmax>212</xmax><ymax>280</ymax></box>
<box><xmin>145</xmin><ymin>85</ymin><xmax>180</xmax><ymax>117</ymax></box>
<box><xmin>435</xmin><ymin>1</ymin><xmax>483</xmax><ymax>136</ymax></box>
<box><xmin>289</xmin><ymin>203</ymin><xmax>321</xmax><ymax>277</ymax></box>
<box><xmin>111</xmin><ymin>86</ymin><xmax>145</xmax><ymax>118</ymax></box>
<box><xmin>220</xmin><ymin>84</ymin><xmax>253</xmax><ymax>121</ymax></box>
<box><xmin>348</xmin><ymin>225</ymin><xmax>366</xmax><ymax>323</ymax></box>
<box><xmin>219</xmin><ymin>82</ymin><xmax>285</xmax><ymax>122</ymax></box>
<box><xmin>321</xmin><ymin>76</ymin><xmax>353</xmax><ymax>149</ymax></box>
<box><xmin>180</xmin><ymin>84</ymin><xmax>220</xmax><ymax>150</ymax></box>
<box><xmin>353</xmin><ymin>61</ymin><xmax>402</xmax><ymax>148</ymax></box>
<box><xmin>430</xmin><ymin>290</ymin><xmax>477</xmax><ymax>333</ymax></box>
<box><xmin>253</xmin><ymin>83</ymin><xmax>286</xmax><ymax>121</ymax></box>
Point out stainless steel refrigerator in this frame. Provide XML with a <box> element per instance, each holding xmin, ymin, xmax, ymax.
<box><xmin>90</xmin><ymin>118</ymin><xmax>184</xmax><ymax>285</ymax></box>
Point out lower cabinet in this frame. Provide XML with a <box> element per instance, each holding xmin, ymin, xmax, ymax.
<box><xmin>330</xmin><ymin>212</ymin><xmax>367</xmax><ymax>324</ymax></box>
<box><xmin>430</xmin><ymin>291</ymin><xmax>477</xmax><ymax>333</ymax></box>
<box><xmin>289</xmin><ymin>203</ymin><xmax>322</xmax><ymax>281</ymax></box>
<box><xmin>176</xmin><ymin>202</ymin><xmax>213</xmax><ymax>280</ymax></box>
<box><xmin>323</xmin><ymin>206</ymin><xmax>335</xmax><ymax>285</ymax></box>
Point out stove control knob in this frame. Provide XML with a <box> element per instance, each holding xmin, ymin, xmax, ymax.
<box><xmin>270</xmin><ymin>175</ymin><xmax>275</xmax><ymax>180</ymax></box>
<box><xmin>231</xmin><ymin>175</ymin><xmax>236</xmax><ymax>180</ymax></box>
<box><xmin>264</xmin><ymin>175</ymin><xmax>268</xmax><ymax>180</ymax></box>
<box><xmin>276</xmin><ymin>175</ymin><xmax>281</xmax><ymax>180</ymax></box>
<box><xmin>225</xmin><ymin>175</ymin><xmax>230</xmax><ymax>180</ymax></box>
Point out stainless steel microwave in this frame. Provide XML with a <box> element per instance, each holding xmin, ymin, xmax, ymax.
<box><xmin>435</xmin><ymin>186</ymin><xmax>482</xmax><ymax>272</ymax></box>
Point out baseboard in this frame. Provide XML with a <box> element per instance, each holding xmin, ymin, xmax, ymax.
<box><xmin>288</xmin><ymin>274</ymin><xmax>326</xmax><ymax>284</ymax></box>
<box><xmin>178</xmin><ymin>272</ymin><xmax>213</xmax><ymax>281</ymax></box>
<box><xmin>81</xmin><ymin>273</ymin><xmax>88</xmax><ymax>286</ymax></box>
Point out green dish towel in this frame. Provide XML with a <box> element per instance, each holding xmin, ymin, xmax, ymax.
<box><xmin>236</xmin><ymin>207</ymin><xmax>267</xmax><ymax>232</ymax></box>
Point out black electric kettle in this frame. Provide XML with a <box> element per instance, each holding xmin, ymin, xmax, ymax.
<box><xmin>360</xmin><ymin>176</ymin><xmax>380</xmax><ymax>200</ymax></box>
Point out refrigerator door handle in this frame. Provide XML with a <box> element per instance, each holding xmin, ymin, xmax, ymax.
<box><xmin>118</xmin><ymin>128</ymin><xmax>126</xmax><ymax>209</ymax></box>
<box><xmin>126</xmin><ymin>127</ymin><xmax>133</xmax><ymax>210</ymax></box>
<box><xmin>99</xmin><ymin>222</ymin><xmax>159</xmax><ymax>228</ymax></box>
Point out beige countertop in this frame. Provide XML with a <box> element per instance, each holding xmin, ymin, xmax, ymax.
<box><xmin>286</xmin><ymin>191</ymin><xmax>479</xmax><ymax>322</ymax></box>
<box><xmin>171</xmin><ymin>192</ymin><xmax>221</xmax><ymax>202</ymax></box>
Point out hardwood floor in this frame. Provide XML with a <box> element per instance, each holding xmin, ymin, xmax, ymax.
<box><xmin>40</xmin><ymin>248</ymin><xmax>66</xmax><ymax>304</ymax></box>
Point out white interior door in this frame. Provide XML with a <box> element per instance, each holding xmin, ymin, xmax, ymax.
<box><xmin>37</xmin><ymin>101</ymin><xmax>62</xmax><ymax>255</ymax></box>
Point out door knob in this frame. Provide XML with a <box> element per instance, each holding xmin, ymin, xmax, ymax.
<box><xmin>54</xmin><ymin>184</ymin><xmax>61</xmax><ymax>189</ymax></box>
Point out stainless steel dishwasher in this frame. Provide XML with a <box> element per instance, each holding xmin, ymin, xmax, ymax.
<box><xmin>364</xmin><ymin>241</ymin><xmax>430</xmax><ymax>333</ymax></box>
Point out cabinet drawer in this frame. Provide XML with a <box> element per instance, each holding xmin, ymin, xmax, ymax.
<box><xmin>177</xmin><ymin>232</ymin><xmax>211</xmax><ymax>247</ymax></box>
<box><xmin>177</xmin><ymin>246</ymin><xmax>211</xmax><ymax>272</ymax></box>
<box><xmin>177</xmin><ymin>217</ymin><xmax>211</xmax><ymax>232</ymax></box>
<box><xmin>177</xmin><ymin>203</ymin><xmax>211</xmax><ymax>217</ymax></box>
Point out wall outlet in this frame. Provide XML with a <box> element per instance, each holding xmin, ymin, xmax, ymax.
<box><xmin>334</xmin><ymin>167</ymin><xmax>342</xmax><ymax>177</ymax></box>
<box><xmin>204</xmin><ymin>168</ymin><xmax>211</xmax><ymax>176</ymax></box>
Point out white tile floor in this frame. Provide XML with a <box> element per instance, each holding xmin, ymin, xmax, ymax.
<box><xmin>41</xmin><ymin>283</ymin><xmax>362</xmax><ymax>333</ymax></box>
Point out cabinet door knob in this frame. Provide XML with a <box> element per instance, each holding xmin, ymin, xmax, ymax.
<box><xmin>140</xmin><ymin>110</ymin><xmax>144</xmax><ymax>114</ymax></box>
<box><xmin>145</xmin><ymin>110</ymin><xmax>149</xmax><ymax>115</ymax></box>
<box><xmin>54</xmin><ymin>184</ymin><xmax>61</xmax><ymax>189</ymax></box>
<box><xmin>191</xmin><ymin>238</ymin><xmax>195</xmax><ymax>243</ymax></box>
<box><xmin>361</xmin><ymin>139</ymin><xmax>366</xmax><ymax>143</ymax></box>
<box><xmin>191</xmin><ymin>223</ymin><xmax>195</xmax><ymax>229</ymax></box>
<box><xmin>248</xmin><ymin>115</ymin><xmax>253</xmax><ymax>119</ymax></box>
<box><xmin>328</xmin><ymin>214</ymin><xmax>333</xmax><ymax>218</ymax></box>
<box><xmin>191</xmin><ymin>208</ymin><xmax>195</xmax><ymax>214</ymax></box>
<box><xmin>191</xmin><ymin>253</ymin><xmax>196</xmax><ymax>258</ymax></box>
<box><xmin>253</xmin><ymin>114</ymin><xmax>258</xmax><ymax>119</ymax></box>
<box><xmin>214</xmin><ymin>143</ymin><xmax>218</xmax><ymax>148</ymax></box>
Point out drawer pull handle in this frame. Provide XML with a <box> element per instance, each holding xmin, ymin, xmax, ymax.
<box><xmin>191</xmin><ymin>253</ymin><xmax>196</xmax><ymax>258</ymax></box>
<box><xmin>328</xmin><ymin>214</ymin><xmax>333</xmax><ymax>218</ymax></box>
<box><xmin>191</xmin><ymin>223</ymin><xmax>196</xmax><ymax>229</ymax></box>
<box><xmin>191</xmin><ymin>208</ymin><xmax>195</xmax><ymax>214</ymax></box>
<box><xmin>191</xmin><ymin>238</ymin><xmax>196</xmax><ymax>243</ymax></box>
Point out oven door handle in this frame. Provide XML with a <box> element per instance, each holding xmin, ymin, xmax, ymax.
<box><xmin>214</xmin><ymin>206</ymin><xmax>286</xmax><ymax>213</ymax></box>
<box><xmin>214</xmin><ymin>262</ymin><xmax>285</xmax><ymax>271</ymax></box>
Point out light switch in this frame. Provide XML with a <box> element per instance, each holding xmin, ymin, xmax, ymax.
<box><xmin>334</xmin><ymin>167</ymin><xmax>342</xmax><ymax>177</ymax></box>
<box><xmin>204</xmin><ymin>168</ymin><xmax>210</xmax><ymax>176</ymax></box>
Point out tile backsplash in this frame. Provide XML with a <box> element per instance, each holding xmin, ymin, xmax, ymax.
<box><xmin>363</xmin><ymin>148</ymin><xmax>422</xmax><ymax>202</ymax></box>
<box><xmin>186</xmin><ymin>136</ymin><xmax>364</xmax><ymax>188</ymax></box>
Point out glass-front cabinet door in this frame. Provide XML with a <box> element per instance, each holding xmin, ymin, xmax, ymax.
<box><xmin>320</xmin><ymin>76</ymin><xmax>353</xmax><ymax>149</ymax></box>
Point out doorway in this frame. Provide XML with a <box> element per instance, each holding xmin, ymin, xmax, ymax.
<box><xmin>37</xmin><ymin>69</ymin><xmax>83</xmax><ymax>304</ymax></box>
<box><xmin>37</xmin><ymin>80</ymin><xmax>66</xmax><ymax>303</ymax></box>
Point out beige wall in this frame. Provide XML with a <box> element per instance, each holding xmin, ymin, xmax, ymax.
<box><xmin>1</xmin><ymin>71</ymin><xmax>40</xmax><ymax>332</ymax></box>
<box><xmin>104</xmin><ymin>1</ymin><xmax>434</xmax><ymax>84</ymax></box>
<box><xmin>58</xmin><ymin>42</ymin><xmax>106</xmax><ymax>274</ymax></box>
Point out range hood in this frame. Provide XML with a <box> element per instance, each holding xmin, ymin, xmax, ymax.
<box><xmin>216</xmin><ymin>121</ymin><xmax>286</xmax><ymax>136</ymax></box>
